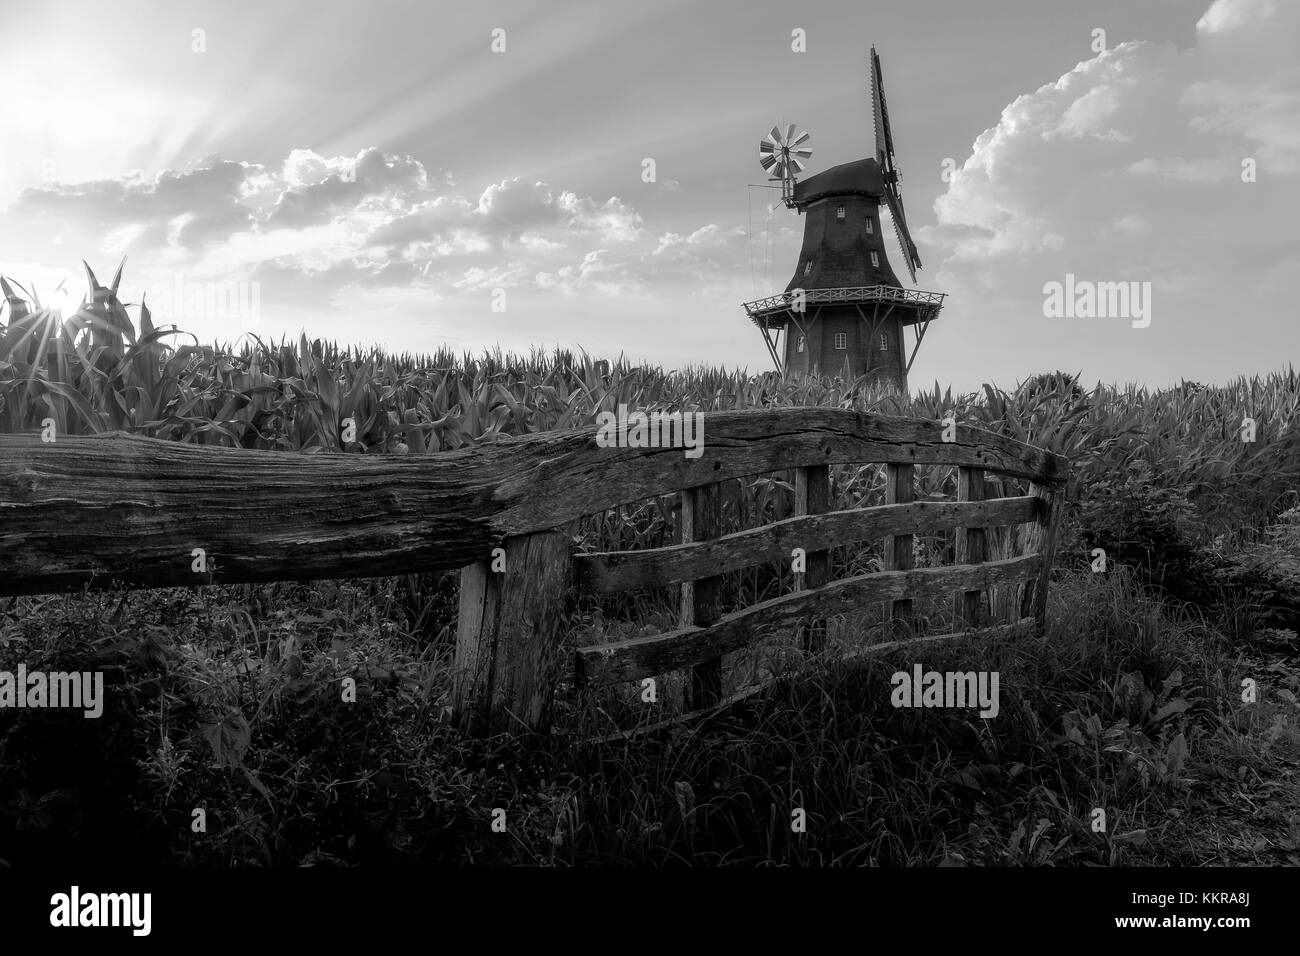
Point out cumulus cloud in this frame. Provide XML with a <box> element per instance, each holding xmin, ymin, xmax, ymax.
<box><xmin>3</xmin><ymin>142</ymin><xmax>737</xmax><ymax>346</ymax></box>
<box><xmin>7</xmin><ymin>147</ymin><xmax>660</xmax><ymax>288</ymax></box>
<box><xmin>11</xmin><ymin>158</ymin><xmax>258</xmax><ymax>250</ymax></box>
<box><xmin>652</xmin><ymin>224</ymin><xmax>748</xmax><ymax>269</ymax></box>
<box><xmin>535</xmin><ymin>250</ymin><xmax>632</xmax><ymax>295</ymax></box>
<box><xmin>920</xmin><ymin>0</ymin><xmax>1299</xmax><ymax>386</ymax></box>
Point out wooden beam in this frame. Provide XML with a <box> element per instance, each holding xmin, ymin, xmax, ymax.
<box><xmin>906</xmin><ymin>318</ymin><xmax>932</xmax><ymax>376</ymax></box>
<box><xmin>574</xmin><ymin>495</ymin><xmax>1039</xmax><ymax>593</ymax></box>
<box><xmin>577</xmin><ymin>615</ymin><xmax>1039</xmax><ymax>744</ymax></box>
<box><xmin>883</xmin><ymin>463</ymin><xmax>916</xmax><ymax>635</ymax></box>
<box><xmin>758</xmin><ymin>323</ymin><xmax>783</xmax><ymax>373</ymax></box>
<box><xmin>803</xmin><ymin>306</ymin><xmax>825</xmax><ymax>374</ymax></box>
<box><xmin>866</xmin><ymin>299</ymin><xmax>882</xmax><ymax>380</ymax></box>
<box><xmin>574</xmin><ymin>553</ymin><xmax>1043</xmax><ymax>686</ymax></box>
<box><xmin>839</xmin><ymin>616</ymin><xmax>1037</xmax><ymax>665</ymax></box>
<box><xmin>578</xmin><ymin>681</ymin><xmax>771</xmax><ymax>744</ymax></box>
<box><xmin>794</xmin><ymin>465</ymin><xmax>831</xmax><ymax>653</ymax></box>
<box><xmin>680</xmin><ymin>484</ymin><xmax>723</xmax><ymax>708</ymax></box>
<box><xmin>855</xmin><ymin>300</ymin><xmax>898</xmax><ymax>383</ymax></box>
<box><xmin>0</xmin><ymin>409</ymin><xmax>1066</xmax><ymax>597</ymax></box>
<box><xmin>786</xmin><ymin>306</ymin><xmax>813</xmax><ymax>346</ymax></box>
<box><xmin>453</xmin><ymin>528</ymin><xmax>573</xmax><ymax>734</ymax></box>
<box><xmin>956</xmin><ymin>467</ymin><xmax>987</xmax><ymax>628</ymax></box>
<box><xmin>1020</xmin><ymin>483</ymin><xmax>1065</xmax><ymax>633</ymax></box>
<box><xmin>877</xmin><ymin>303</ymin><xmax>898</xmax><ymax>383</ymax></box>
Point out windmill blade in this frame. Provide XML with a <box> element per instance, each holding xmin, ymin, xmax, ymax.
<box><xmin>884</xmin><ymin>189</ymin><xmax>921</xmax><ymax>285</ymax></box>
<box><xmin>759</xmin><ymin>145</ymin><xmax>787</xmax><ymax>178</ymax></box>
<box><xmin>758</xmin><ymin>124</ymin><xmax>812</xmax><ymax>182</ymax></box>
<box><xmin>871</xmin><ymin>47</ymin><xmax>919</xmax><ymax>281</ymax></box>
<box><xmin>870</xmin><ymin>47</ymin><xmax>896</xmax><ymax>167</ymax></box>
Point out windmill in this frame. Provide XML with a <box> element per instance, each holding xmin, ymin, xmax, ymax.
<box><xmin>742</xmin><ymin>46</ymin><xmax>945</xmax><ymax>392</ymax></box>
<box><xmin>759</xmin><ymin>124</ymin><xmax>813</xmax><ymax>207</ymax></box>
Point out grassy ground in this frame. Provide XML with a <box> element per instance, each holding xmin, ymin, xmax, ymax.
<box><xmin>3</xmin><ymin>562</ymin><xmax>1296</xmax><ymax>866</ymax></box>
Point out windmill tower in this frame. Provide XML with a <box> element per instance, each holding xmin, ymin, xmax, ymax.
<box><xmin>744</xmin><ymin>47</ymin><xmax>946</xmax><ymax>392</ymax></box>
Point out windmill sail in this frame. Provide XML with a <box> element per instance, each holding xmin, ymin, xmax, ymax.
<box><xmin>871</xmin><ymin>46</ymin><xmax>922</xmax><ymax>284</ymax></box>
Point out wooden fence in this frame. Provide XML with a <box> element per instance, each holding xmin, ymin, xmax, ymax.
<box><xmin>0</xmin><ymin>408</ymin><xmax>1068</xmax><ymax>734</ymax></box>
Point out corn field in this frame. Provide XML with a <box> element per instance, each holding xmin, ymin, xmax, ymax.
<box><xmin>3</xmin><ymin>261</ymin><xmax>1298</xmax><ymax>552</ymax></box>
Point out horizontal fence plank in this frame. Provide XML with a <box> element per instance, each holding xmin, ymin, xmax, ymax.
<box><xmin>574</xmin><ymin>553</ymin><xmax>1043</xmax><ymax>686</ymax></box>
<box><xmin>579</xmin><ymin>681</ymin><xmax>773</xmax><ymax>745</ymax></box>
<box><xmin>837</xmin><ymin>617</ymin><xmax>1037</xmax><ymax>664</ymax></box>
<box><xmin>574</xmin><ymin>496</ymin><xmax>1040</xmax><ymax>593</ymax></box>
<box><xmin>493</xmin><ymin>410</ymin><xmax>1067</xmax><ymax>536</ymax></box>
<box><xmin>0</xmin><ymin>408</ymin><xmax>1066</xmax><ymax>596</ymax></box>
<box><xmin>578</xmin><ymin>616</ymin><xmax>1039</xmax><ymax>745</ymax></box>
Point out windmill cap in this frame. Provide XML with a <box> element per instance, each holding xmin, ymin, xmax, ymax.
<box><xmin>791</xmin><ymin>157</ymin><xmax>886</xmax><ymax>207</ymax></box>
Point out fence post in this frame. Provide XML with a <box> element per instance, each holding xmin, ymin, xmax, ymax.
<box><xmin>794</xmin><ymin>465</ymin><xmax>831</xmax><ymax>653</ymax></box>
<box><xmin>1021</xmin><ymin>484</ymin><xmax>1065</xmax><ymax>633</ymax></box>
<box><xmin>681</xmin><ymin>483</ymin><xmax>723</xmax><ymax>709</ymax></box>
<box><xmin>956</xmin><ymin>467</ymin><xmax>986</xmax><ymax>629</ymax></box>
<box><xmin>983</xmin><ymin>478</ymin><xmax>1009</xmax><ymax>624</ymax></box>
<box><xmin>453</xmin><ymin>528</ymin><xmax>572</xmax><ymax>735</ymax></box>
<box><xmin>884</xmin><ymin>463</ymin><xmax>915</xmax><ymax>635</ymax></box>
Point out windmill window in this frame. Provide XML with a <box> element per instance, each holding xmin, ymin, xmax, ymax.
<box><xmin>870</xmin><ymin>251</ymin><xmax>880</xmax><ymax>268</ymax></box>
<box><xmin>865</xmin><ymin>217</ymin><xmax>874</xmax><ymax>235</ymax></box>
<box><xmin>803</xmin><ymin>261</ymin><xmax>813</xmax><ymax>276</ymax></box>
<box><xmin>836</xmin><ymin>205</ymin><xmax>845</xmax><ymax>220</ymax></box>
<box><xmin>834</xmin><ymin>332</ymin><xmax>847</xmax><ymax>350</ymax></box>
<box><xmin>796</xmin><ymin>335</ymin><xmax>805</xmax><ymax>353</ymax></box>
<box><xmin>880</xmin><ymin>333</ymin><xmax>889</xmax><ymax>351</ymax></box>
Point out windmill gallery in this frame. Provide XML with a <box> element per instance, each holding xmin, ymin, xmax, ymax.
<box><xmin>743</xmin><ymin>47</ymin><xmax>946</xmax><ymax>392</ymax></box>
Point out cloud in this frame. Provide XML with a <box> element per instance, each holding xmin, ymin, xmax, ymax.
<box><xmin>477</xmin><ymin>178</ymin><xmax>561</xmax><ymax>235</ymax></box>
<box><xmin>1127</xmin><ymin>156</ymin><xmax>1236</xmax><ymax>182</ymax></box>
<box><xmin>1196</xmin><ymin>0</ymin><xmax>1277</xmax><ymax>34</ymax></box>
<box><xmin>556</xmin><ymin>192</ymin><xmax>642</xmax><ymax>242</ymax></box>
<box><xmin>535</xmin><ymin>250</ymin><xmax>631</xmax><ymax>295</ymax></box>
<box><xmin>3</xmin><ymin>143</ymin><xmax>732</xmax><ymax>338</ymax></box>
<box><xmin>652</xmin><ymin>224</ymin><xmax>748</xmax><ymax>269</ymax></box>
<box><xmin>268</xmin><ymin>148</ymin><xmax>432</xmax><ymax>228</ymax></box>
<box><xmin>919</xmin><ymin>0</ymin><xmax>1299</xmax><ymax>386</ymax></box>
<box><xmin>11</xmin><ymin>159</ymin><xmax>260</xmax><ymax>250</ymax></box>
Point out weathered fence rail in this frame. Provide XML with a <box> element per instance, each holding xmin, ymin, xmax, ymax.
<box><xmin>0</xmin><ymin>408</ymin><xmax>1069</xmax><ymax>735</ymax></box>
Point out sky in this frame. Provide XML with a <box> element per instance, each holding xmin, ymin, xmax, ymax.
<box><xmin>0</xmin><ymin>0</ymin><xmax>1295</xmax><ymax>393</ymax></box>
